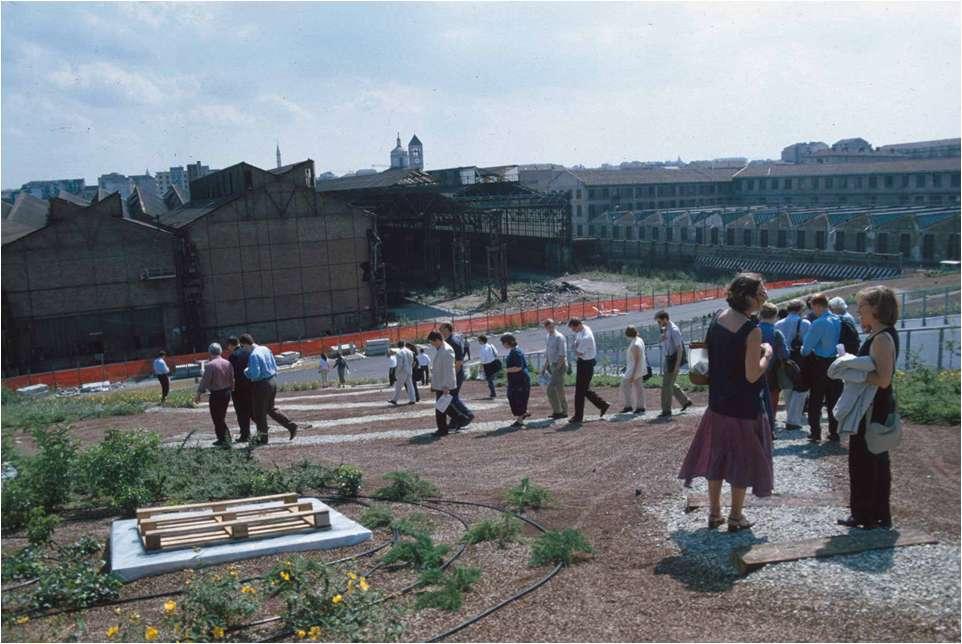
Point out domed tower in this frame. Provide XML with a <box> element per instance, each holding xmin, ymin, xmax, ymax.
<box><xmin>390</xmin><ymin>133</ymin><xmax>409</xmax><ymax>169</ymax></box>
<box><xmin>408</xmin><ymin>133</ymin><xmax>423</xmax><ymax>170</ymax></box>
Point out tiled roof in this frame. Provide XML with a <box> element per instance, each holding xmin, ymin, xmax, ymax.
<box><xmin>316</xmin><ymin>168</ymin><xmax>437</xmax><ymax>192</ymax></box>
<box><xmin>877</xmin><ymin>138</ymin><xmax>961</xmax><ymax>151</ymax></box>
<box><xmin>572</xmin><ymin>166</ymin><xmax>739</xmax><ymax>186</ymax></box>
<box><xmin>735</xmin><ymin>157</ymin><xmax>960</xmax><ymax>178</ymax></box>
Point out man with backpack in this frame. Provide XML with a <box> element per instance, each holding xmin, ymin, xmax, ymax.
<box><xmin>830</xmin><ymin>297</ymin><xmax>862</xmax><ymax>355</ymax></box>
<box><xmin>655</xmin><ymin>311</ymin><xmax>693</xmax><ymax>418</ymax></box>
<box><xmin>775</xmin><ymin>299</ymin><xmax>812</xmax><ymax>431</ymax></box>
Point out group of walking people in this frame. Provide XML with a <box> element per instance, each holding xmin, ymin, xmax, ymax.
<box><xmin>154</xmin><ymin>334</ymin><xmax>308</xmax><ymax>448</ymax></box>
<box><xmin>679</xmin><ymin>273</ymin><xmax>899</xmax><ymax>533</ymax></box>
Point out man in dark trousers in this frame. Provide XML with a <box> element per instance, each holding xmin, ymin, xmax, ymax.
<box><xmin>439</xmin><ymin>322</ymin><xmax>474</xmax><ymax>427</ymax></box>
<box><xmin>567</xmin><ymin>318</ymin><xmax>610</xmax><ymax>424</ymax></box>
<box><xmin>240</xmin><ymin>334</ymin><xmax>308</xmax><ymax>446</ymax></box>
<box><xmin>226</xmin><ymin>336</ymin><xmax>253</xmax><ymax>442</ymax></box>
<box><xmin>195</xmin><ymin>342</ymin><xmax>235</xmax><ymax>448</ymax></box>
<box><xmin>800</xmin><ymin>294</ymin><xmax>842</xmax><ymax>443</ymax></box>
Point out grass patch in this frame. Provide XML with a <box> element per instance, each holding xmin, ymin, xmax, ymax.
<box><xmin>895</xmin><ymin>368</ymin><xmax>960</xmax><ymax>425</ymax></box>
<box><xmin>504</xmin><ymin>478</ymin><xmax>551</xmax><ymax>513</ymax></box>
<box><xmin>529</xmin><ymin>529</ymin><xmax>593</xmax><ymax>566</ymax></box>
<box><xmin>1</xmin><ymin>387</ymin><xmax>193</xmax><ymax>431</ymax></box>
<box><xmin>461</xmin><ymin>514</ymin><xmax>524</xmax><ymax>547</ymax></box>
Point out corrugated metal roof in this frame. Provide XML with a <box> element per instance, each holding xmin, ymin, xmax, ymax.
<box><xmin>736</xmin><ymin>157</ymin><xmax>960</xmax><ymax>178</ymax></box>
<box><xmin>572</xmin><ymin>166</ymin><xmax>739</xmax><ymax>186</ymax></box>
<box><xmin>157</xmin><ymin>195</ymin><xmax>240</xmax><ymax>229</ymax></box>
<box><xmin>877</xmin><ymin>138</ymin><xmax>961</xmax><ymax>151</ymax></box>
<box><xmin>316</xmin><ymin>168</ymin><xmax>437</xmax><ymax>192</ymax></box>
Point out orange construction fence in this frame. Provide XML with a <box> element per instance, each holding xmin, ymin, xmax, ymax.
<box><xmin>2</xmin><ymin>279</ymin><xmax>815</xmax><ymax>391</ymax></box>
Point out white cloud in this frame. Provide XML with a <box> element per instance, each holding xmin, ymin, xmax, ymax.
<box><xmin>48</xmin><ymin>62</ymin><xmax>167</xmax><ymax>105</ymax></box>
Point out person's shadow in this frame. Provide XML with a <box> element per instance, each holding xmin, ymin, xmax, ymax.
<box><xmin>654</xmin><ymin>526</ymin><xmax>767</xmax><ymax>592</ymax></box>
<box><xmin>814</xmin><ymin>529</ymin><xmax>897</xmax><ymax>573</ymax></box>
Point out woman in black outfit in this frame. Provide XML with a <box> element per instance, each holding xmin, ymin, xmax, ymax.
<box><xmin>839</xmin><ymin>285</ymin><xmax>899</xmax><ymax>529</ymax></box>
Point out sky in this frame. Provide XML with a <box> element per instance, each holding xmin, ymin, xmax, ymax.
<box><xmin>1</xmin><ymin>1</ymin><xmax>960</xmax><ymax>188</ymax></box>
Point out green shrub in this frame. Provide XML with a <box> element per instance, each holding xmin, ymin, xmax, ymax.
<box><xmin>390</xmin><ymin>512</ymin><xmax>434</xmax><ymax>537</ymax></box>
<box><xmin>166</xmin><ymin>568</ymin><xmax>259</xmax><ymax>642</ymax></box>
<box><xmin>73</xmin><ymin>429</ymin><xmax>164</xmax><ymax>512</ymax></box>
<box><xmin>530</xmin><ymin>529</ymin><xmax>593</xmax><ymax>566</ymax></box>
<box><xmin>414</xmin><ymin>566</ymin><xmax>481</xmax><ymax>612</ymax></box>
<box><xmin>1</xmin><ymin>479</ymin><xmax>35</xmax><ymax>533</ymax></box>
<box><xmin>25</xmin><ymin>426</ymin><xmax>77</xmax><ymax>510</ymax></box>
<box><xmin>333</xmin><ymin>464</ymin><xmax>363</xmax><ymax>498</ymax></box>
<box><xmin>266</xmin><ymin>557</ymin><xmax>400</xmax><ymax>642</ymax></box>
<box><xmin>359</xmin><ymin>505</ymin><xmax>394</xmax><ymax>530</ymax></box>
<box><xmin>461</xmin><ymin>514</ymin><xmax>524</xmax><ymax>548</ymax></box>
<box><xmin>25</xmin><ymin>508</ymin><xmax>62</xmax><ymax>546</ymax></box>
<box><xmin>1</xmin><ymin>545</ymin><xmax>44</xmax><ymax>582</ymax></box>
<box><xmin>381</xmin><ymin>532</ymin><xmax>449</xmax><ymax>571</ymax></box>
<box><xmin>895</xmin><ymin>368</ymin><xmax>960</xmax><ymax>425</ymax></box>
<box><xmin>374</xmin><ymin>471</ymin><xmax>438</xmax><ymax>502</ymax></box>
<box><xmin>504</xmin><ymin>478</ymin><xmax>551</xmax><ymax>513</ymax></box>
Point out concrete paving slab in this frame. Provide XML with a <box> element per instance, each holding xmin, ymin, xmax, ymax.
<box><xmin>109</xmin><ymin>498</ymin><xmax>371</xmax><ymax>582</ymax></box>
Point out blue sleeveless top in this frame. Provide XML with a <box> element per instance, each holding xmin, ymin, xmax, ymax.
<box><xmin>707</xmin><ymin>317</ymin><xmax>764</xmax><ymax>420</ymax></box>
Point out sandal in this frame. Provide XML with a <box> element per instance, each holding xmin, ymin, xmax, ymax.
<box><xmin>708</xmin><ymin>514</ymin><xmax>725</xmax><ymax>529</ymax></box>
<box><xmin>727</xmin><ymin>514</ymin><xmax>754</xmax><ymax>532</ymax></box>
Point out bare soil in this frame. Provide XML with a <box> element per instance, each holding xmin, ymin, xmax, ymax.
<box><xmin>3</xmin><ymin>380</ymin><xmax>959</xmax><ymax>642</ymax></box>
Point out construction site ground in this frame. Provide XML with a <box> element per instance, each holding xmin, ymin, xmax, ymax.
<box><xmin>5</xmin><ymin>378</ymin><xmax>959</xmax><ymax>642</ymax></box>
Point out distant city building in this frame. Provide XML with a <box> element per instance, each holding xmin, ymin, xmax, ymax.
<box><xmin>388</xmin><ymin>133</ymin><xmax>424</xmax><ymax>169</ymax></box>
<box><xmin>19</xmin><ymin>178</ymin><xmax>85</xmax><ymax>200</ymax></box>
<box><xmin>187</xmin><ymin>161</ymin><xmax>212</xmax><ymax>183</ymax></box>
<box><xmin>98</xmin><ymin>173</ymin><xmax>133</xmax><ymax>199</ymax></box>
<box><xmin>877</xmin><ymin>138</ymin><xmax>961</xmax><ymax>159</ymax></box>
<box><xmin>781</xmin><ymin>141</ymin><xmax>830</xmax><ymax>163</ymax></box>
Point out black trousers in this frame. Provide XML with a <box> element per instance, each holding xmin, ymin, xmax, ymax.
<box><xmin>208</xmin><ymin>389</ymin><xmax>232</xmax><ymax>442</ymax></box>
<box><xmin>434</xmin><ymin>390</ymin><xmax>468</xmax><ymax>433</ymax></box>
<box><xmin>389</xmin><ymin>367</ymin><xmax>396</xmax><ymax>386</ymax></box>
<box><xmin>807</xmin><ymin>356</ymin><xmax>842</xmax><ymax>439</ymax></box>
<box><xmin>157</xmin><ymin>374</ymin><xmax>170</xmax><ymax>398</ymax></box>
<box><xmin>573</xmin><ymin>358</ymin><xmax>606</xmax><ymax>420</ymax></box>
<box><xmin>848</xmin><ymin>426</ymin><xmax>892</xmax><ymax>526</ymax></box>
<box><xmin>232</xmin><ymin>383</ymin><xmax>253</xmax><ymax>439</ymax></box>
<box><xmin>420</xmin><ymin>365</ymin><xmax>430</xmax><ymax>385</ymax></box>
<box><xmin>251</xmin><ymin>377</ymin><xmax>296</xmax><ymax>441</ymax></box>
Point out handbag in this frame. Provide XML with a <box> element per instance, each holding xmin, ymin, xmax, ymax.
<box><xmin>865</xmin><ymin>404</ymin><xmax>902</xmax><ymax>454</ymax></box>
<box><xmin>687</xmin><ymin>342</ymin><xmax>710</xmax><ymax>385</ymax></box>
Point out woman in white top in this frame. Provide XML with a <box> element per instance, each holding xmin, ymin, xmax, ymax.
<box><xmin>317</xmin><ymin>351</ymin><xmax>331</xmax><ymax>388</ymax></box>
<box><xmin>620</xmin><ymin>326</ymin><xmax>647</xmax><ymax>414</ymax></box>
<box><xmin>477</xmin><ymin>334</ymin><xmax>500</xmax><ymax>398</ymax></box>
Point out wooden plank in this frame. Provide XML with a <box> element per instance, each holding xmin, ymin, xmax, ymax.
<box><xmin>732</xmin><ymin>528</ymin><xmax>939</xmax><ymax>576</ymax></box>
<box><xmin>144</xmin><ymin>509</ymin><xmax>325</xmax><ymax>539</ymax></box>
<box><xmin>684</xmin><ymin>493</ymin><xmax>845</xmax><ymax>513</ymax></box>
<box><xmin>136</xmin><ymin>493</ymin><xmax>298</xmax><ymax>518</ymax></box>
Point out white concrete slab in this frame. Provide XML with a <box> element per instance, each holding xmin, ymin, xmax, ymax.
<box><xmin>109</xmin><ymin>498</ymin><xmax>371</xmax><ymax>582</ymax></box>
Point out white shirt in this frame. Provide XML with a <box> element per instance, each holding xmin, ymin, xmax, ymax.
<box><xmin>153</xmin><ymin>357</ymin><xmax>170</xmax><ymax>375</ymax></box>
<box><xmin>389</xmin><ymin>354</ymin><xmax>397</xmax><ymax>368</ymax></box>
<box><xmin>545</xmin><ymin>330</ymin><xmax>567</xmax><ymax>364</ymax></box>
<box><xmin>479</xmin><ymin>342</ymin><xmax>498</xmax><ymax>364</ymax></box>
<box><xmin>660</xmin><ymin>322</ymin><xmax>684</xmax><ymax>356</ymax></box>
<box><xmin>625</xmin><ymin>336</ymin><xmax>646</xmax><ymax>377</ymax></box>
<box><xmin>417</xmin><ymin>352</ymin><xmax>430</xmax><ymax>367</ymax></box>
<box><xmin>573</xmin><ymin>324</ymin><xmax>597</xmax><ymax>361</ymax></box>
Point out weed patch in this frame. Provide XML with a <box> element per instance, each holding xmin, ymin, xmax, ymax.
<box><xmin>529</xmin><ymin>529</ymin><xmax>593</xmax><ymax>566</ymax></box>
<box><xmin>504</xmin><ymin>478</ymin><xmax>551</xmax><ymax>513</ymax></box>
<box><xmin>461</xmin><ymin>514</ymin><xmax>524</xmax><ymax>548</ymax></box>
<box><xmin>374</xmin><ymin>471</ymin><xmax>439</xmax><ymax>502</ymax></box>
<box><xmin>895</xmin><ymin>368</ymin><xmax>960</xmax><ymax>425</ymax></box>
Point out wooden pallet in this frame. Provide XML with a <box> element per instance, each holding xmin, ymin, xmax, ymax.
<box><xmin>137</xmin><ymin>493</ymin><xmax>331</xmax><ymax>552</ymax></box>
<box><xmin>732</xmin><ymin>528</ymin><xmax>938</xmax><ymax>576</ymax></box>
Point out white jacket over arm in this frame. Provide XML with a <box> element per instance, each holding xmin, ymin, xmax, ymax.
<box><xmin>829</xmin><ymin>354</ymin><xmax>877</xmax><ymax>436</ymax></box>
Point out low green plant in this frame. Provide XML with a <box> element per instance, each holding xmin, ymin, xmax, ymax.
<box><xmin>895</xmin><ymin>368</ymin><xmax>960</xmax><ymax>425</ymax></box>
<box><xmin>504</xmin><ymin>478</ymin><xmax>552</xmax><ymax>513</ymax></box>
<box><xmin>165</xmin><ymin>567</ymin><xmax>259</xmax><ymax>642</ymax></box>
<box><xmin>390</xmin><ymin>512</ymin><xmax>434</xmax><ymax>536</ymax></box>
<box><xmin>26</xmin><ymin>426</ymin><xmax>78</xmax><ymax>509</ymax></box>
<box><xmin>333</xmin><ymin>464</ymin><xmax>363</xmax><ymax>497</ymax></box>
<box><xmin>374</xmin><ymin>471</ymin><xmax>439</xmax><ymax>503</ymax></box>
<box><xmin>461</xmin><ymin>514</ymin><xmax>524</xmax><ymax>548</ymax></box>
<box><xmin>0</xmin><ymin>388</ymin><xmax>192</xmax><ymax>431</ymax></box>
<box><xmin>1</xmin><ymin>545</ymin><xmax>44</xmax><ymax>582</ymax></box>
<box><xmin>266</xmin><ymin>557</ymin><xmax>400</xmax><ymax>642</ymax></box>
<box><xmin>381</xmin><ymin>532</ymin><xmax>449</xmax><ymax>571</ymax></box>
<box><xmin>279</xmin><ymin>381</ymin><xmax>322</xmax><ymax>392</ymax></box>
<box><xmin>529</xmin><ymin>529</ymin><xmax>593</xmax><ymax>566</ymax></box>
<box><xmin>414</xmin><ymin>566</ymin><xmax>481</xmax><ymax>612</ymax></box>
<box><xmin>359</xmin><ymin>505</ymin><xmax>394</xmax><ymax>530</ymax></box>
<box><xmin>25</xmin><ymin>508</ymin><xmax>62</xmax><ymax>546</ymax></box>
<box><xmin>73</xmin><ymin>429</ymin><xmax>164</xmax><ymax>512</ymax></box>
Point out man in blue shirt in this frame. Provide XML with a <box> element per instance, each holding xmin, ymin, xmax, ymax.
<box><xmin>775</xmin><ymin>299</ymin><xmax>812</xmax><ymax>430</ymax></box>
<box><xmin>153</xmin><ymin>350</ymin><xmax>171</xmax><ymax>405</ymax></box>
<box><xmin>240</xmin><ymin>334</ymin><xmax>306</xmax><ymax>445</ymax></box>
<box><xmin>800</xmin><ymin>294</ymin><xmax>842</xmax><ymax>443</ymax></box>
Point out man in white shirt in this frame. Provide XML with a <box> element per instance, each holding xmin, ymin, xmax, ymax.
<box><xmin>388</xmin><ymin>341</ymin><xmax>416</xmax><ymax>405</ymax></box>
<box><xmin>655</xmin><ymin>311</ymin><xmax>692</xmax><ymax>418</ymax></box>
<box><xmin>566</xmin><ymin>318</ymin><xmax>609</xmax><ymax>423</ymax></box>
<box><xmin>775</xmin><ymin>299</ymin><xmax>812</xmax><ymax>430</ymax></box>
<box><xmin>477</xmin><ymin>334</ymin><xmax>500</xmax><ymax>399</ymax></box>
<box><xmin>417</xmin><ymin>349</ymin><xmax>431</xmax><ymax>385</ymax></box>
<box><xmin>542</xmin><ymin>319</ymin><xmax>568</xmax><ymax>419</ymax></box>
<box><xmin>153</xmin><ymin>350</ymin><xmax>171</xmax><ymax>405</ymax></box>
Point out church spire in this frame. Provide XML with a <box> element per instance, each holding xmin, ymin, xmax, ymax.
<box><xmin>276</xmin><ymin>141</ymin><xmax>282</xmax><ymax>169</ymax></box>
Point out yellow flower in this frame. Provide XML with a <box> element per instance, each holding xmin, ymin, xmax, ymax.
<box><xmin>106</xmin><ymin>625</ymin><xmax>120</xmax><ymax>638</ymax></box>
<box><xmin>130</xmin><ymin>613</ymin><xmax>141</xmax><ymax>624</ymax></box>
<box><xmin>15</xmin><ymin>615</ymin><xmax>29</xmax><ymax>625</ymax></box>
<box><xmin>279</xmin><ymin>571</ymin><xmax>291</xmax><ymax>582</ymax></box>
<box><xmin>296</xmin><ymin>630</ymin><xmax>307</xmax><ymax>639</ymax></box>
<box><xmin>308</xmin><ymin>625</ymin><xmax>322</xmax><ymax>640</ymax></box>
<box><xmin>145</xmin><ymin>626</ymin><xmax>159</xmax><ymax>641</ymax></box>
<box><xmin>163</xmin><ymin>600</ymin><xmax>177</xmax><ymax>614</ymax></box>
<box><xmin>211</xmin><ymin>625</ymin><xmax>225</xmax><ymax>639</ymax></box>
<box><xmin>241</xmin><ymin>584</ymin><xmax>256</xmax><ymax>594</ymax></box>
<box><xmin>331</xmin><ymin>594</ymin><xmax>343</xmax><ymax>605</ymax></box>
<box><xmin>358</xmin><ymin>577</ymin><xmax>369</xmax><ymax>592</ymax></box>
<box><xmin>347</xmin><ymin>579</ymin><xmax>355</xmax><ymax>593</ymax></box>
<box><xmin>346</xmin><ymin>571</ymin><xmax>358</xmax><ymax>580</ymax></box>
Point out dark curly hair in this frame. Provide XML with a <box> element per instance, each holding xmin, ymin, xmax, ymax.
<box><xmin>726</xmin><ymin>273</ymin><xmax>764</xmax><ymax>313</ymax></box>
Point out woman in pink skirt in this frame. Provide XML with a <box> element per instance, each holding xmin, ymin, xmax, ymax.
<box><xmin>679</xmin><ymin>273</ymin><xmax>774</xmax><ymax>532</ymax></box>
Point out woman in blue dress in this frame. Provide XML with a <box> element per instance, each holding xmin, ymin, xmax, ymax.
<box><xmin>501</xmin><ymin>334</ymin><xmax>531</xmax><ymax>428</ymax></box>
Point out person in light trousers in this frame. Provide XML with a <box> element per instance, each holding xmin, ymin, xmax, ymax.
<box><xmin>619</xmin><ymin>325</ymin><xmax>647</xmax><ymax>414</ymax></box>
<box><xmin>655</xmin><ymin>310</ymin><xmax>693</xmax><ymax>418</ymax></box>
<box><xmin>388</xmin><ymin>340</ymin><xmax>416</xmax><ymax>405</ymax></box>
<box><xmin>542</xmin><ymin>319</ymin><xmax>568</xmax><ymax>419</ymax></box>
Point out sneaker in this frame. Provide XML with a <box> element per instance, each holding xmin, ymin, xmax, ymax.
<box><xmin>288</xmin><ymin>424</ymin><xmax>298</xmax><ymax>441</ymax></box>
<box><xmin>598</xmin><ymin>402</ymin><xmax>610</xmax><ymax>417</ymax></box>
<box><xmin>387</xmin><ymin>400</ymin><xmax>398</xmax><ymax>406</ymax></box>
<box><xmin>619</xmin><ymin>406</ymin><xmax>633</xmax><ymax>414</ymax></box>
